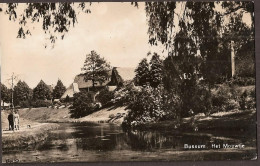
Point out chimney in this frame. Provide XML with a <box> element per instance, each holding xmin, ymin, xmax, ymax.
<box><xmin>231</xmin><ymin>40</ymin><xmax>235</xmax><ymax>77</ymax></box>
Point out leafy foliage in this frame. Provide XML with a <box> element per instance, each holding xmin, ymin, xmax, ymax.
<box><xmin>4</xmin><ymin>3</ymin><xmax>91</xmax><ymax>47</ymax></box>
<box><xmin>69</xmin><ymin>91</ymin><xmax>94</xmax><ymax>118</ymax></box>
<box><xmin>1</xmin><ymin>83</ymin><xmax>11</xmax><ymax>104</ymax></box>
<box><xmin>13</xmin><ymin>80</ymin><xmax>32</xmax><ymax>106</ymax></box>
<box><xmin>96</xmin><ymin>88</ymin><xmax>114</xmax><ymax>106</ymax></box>
<box><xmin>146</xmin><ymin>1</ymin><xmax>254</xmax><ymax>86</ymax></box>
<box><xmin>52</xmin><ymin>79</ymin><xmax>66</xmax><ymax>99</ymax></box>
<box><xmin>211</xmin><ymin>84</ymin><xmax>255</xmax><ymax>113</ymax></box>
<box><xmin>149</xmin><ymin>53</ymin><xmax>163</xmax><ymax>88</ymax></box>
<box><xmin>30</xmin><ymin>100</ymin><xmax>52</xmax><ymax>108</ymax></box>
<box><xmin>81</xmin><ymin>50</ymin><xmax>111</xmax><ymax>89</ymax></box>
<box><xmin>113</xmin><ymin>82</ymin><xmax>141</xmax><ymax>105</ymax></box>
<box><xmin>123</xmin><ymin>85</ymin><xmax>166</xmax><ymax>128</ymax></box>
<box><xmin>33</xmin><ymin>80</ymin><xmax>52</xmax><ymax>100</ymax></box>
<box><xmin>179</xmin><ymin>79</ymin><xmax>212</xmax><ymax>117</ymax></box>
<box><xmin>134</xmin><ymin>58</ymin><xmax>150</xmax><ymax>86</ymax></box>
<box><xmin>145</xmin><ymin>2</ymin><xmax>176</xmax><ymax>47</ymax></box>
<box><xmin>134</xmin><ymin>53</ymin><xmax>163</xmax><ymax>88</ymax></box>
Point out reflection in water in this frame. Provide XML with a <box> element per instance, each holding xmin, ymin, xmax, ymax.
<box><xmin>2</xmin><ymin>123</ymin><xmax>256</xmax><ymax>163</ymax></box>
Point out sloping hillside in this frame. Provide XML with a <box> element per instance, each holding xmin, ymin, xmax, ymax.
<box><xmin>2</xmin><ymin>106</ymin><xmax>128</xmax><ymax>124</ymax></box>
<box><xmin>17</xmin><ymin>107</ymin><xmax>71</xmax><ymax>122</ymax></box>
<box><xmin>78</xmin><ymin>106</ymin><xmax>129</xmax><ymax>124</ymax></box>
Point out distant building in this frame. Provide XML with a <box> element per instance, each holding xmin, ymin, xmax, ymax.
<box><xmin>61</xmin><ymin>83</ymin><xmax>80</xmax><ymax>99</ymax></box>
<box><xmin>1</xmin><ymin>100</ymin><xmax>11</xmax><ymax>109</ymax></box>
<box><xmin>61</xmin><ymin>67</ymin><xmax>135</xmax><ymax>100</ymax></box>
<box><xmin>108</xmin><ymin>67</ymin><xmax>136</xmax><ymax>86</ymax></box>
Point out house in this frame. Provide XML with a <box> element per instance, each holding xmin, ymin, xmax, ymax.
<box><xmin>60</xmin><ymin>83</ymin><xmax>80</xmax><ymax>99</ymax></box>
<box><xmin>108</xmin><ymin>67</ymin><xmax>136</xmax><ymax>86</ymax></box>
<box><xmin>1</xmin><ymin>100</ymin><xmax>11</xmax><ymax>110</ymax></box>
<box><xmin>61</xmin><ymin>67</ymin><xmax>135</xmax><ymax>99</ymax></box>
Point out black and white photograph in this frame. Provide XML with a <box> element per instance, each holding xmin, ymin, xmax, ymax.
<box><xmin>0</xmin><ymin>1</ymin><xmax>257</xmax><ymax>163</ymax></box>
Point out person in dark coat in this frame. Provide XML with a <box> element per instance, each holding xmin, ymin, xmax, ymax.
<box><xmin>8</xmin><ymin>112</ymin><xmax>14</xmax><ymax>131</ymax></box>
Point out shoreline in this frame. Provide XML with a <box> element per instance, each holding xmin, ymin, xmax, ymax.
<box><xmin>2</xmin><ymin>123</ymin><xmax>59</xmax><ymax>151</ymax></box>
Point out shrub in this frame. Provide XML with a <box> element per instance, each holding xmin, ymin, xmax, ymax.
<box><xmin>19</xmin><ymin>100</ymin><xmax>31</xmax><ymax>108</ymax></box>
<box><xmin>109</xmin><ymin>114</ymin><xmax>115</xmax><ymax>119</ymax></box>
<box><xmin>123</xmin><ymin>85</ymin><xmax>166</xmax><ymax>128</ymax></box>
<box><xmin>226</xmin><ymin>99</ymin><xmax>240</xmax><ymax>110</ymax></box>
<box><xmin>30</xmin><ymin>100</ymin><xmax>52</xmax><ymax>108</ymax></box>
<box><xmin>228</xmin><ymin>77</ymin><xmax>255</xmax><ymax>86</ymax></box>
<box><xmin>96</xmin><ymin>88</ymin><xmax>114</xmax><ymax>106</ymax></box>
<box><xmin>160</xmin><ymin>92</ymin><xmax>182</xmax><ymax>121</ymax></box>
<box><xmin>211</xmin><ymin>84</ymin><xmax>241</xmax><ymax>112</ymax></box>
<box><xmin>113</xmin><ymin>82</ymin><xmax>141</xmax><ymax>105</ymax></box>
<box><xmin>178</xmin><ymin>79</ymin><xmax>212</xmax><ymax>117</ymax></box>
<box><xmin>239</xmin><ymin>89</ymin><xmax>256</xmax><ymax>110</ymax></box>
<box><xmin>69</xmin><ymin>91</ymin><xmax>94</xmax><ymax>118</ymax></box>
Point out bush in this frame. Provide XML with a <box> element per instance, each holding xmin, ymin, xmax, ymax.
<box><xmin>30</xmin><ymin>100</ymin><xmax>52</xmax><ymax>108</ymax></box>
<box><xmin>239</xmin><ymin>89</ymin><xmax>256</xmax><ymax>110</ymax></box>
<box><xmin>123</xmin><ymin>85</ymin><xmax>166</xmax><ymax>128</ymax></box>
<box><xmin>212</xmin><ymin>84</ymin><xmax>231</xmax><ymax>108</ymax></box>
<box><xmin>178</xmin><ymin>79</ymin><xmax>212</xmax><ymax>117</ymax></box>
<box><xmin>109</xmin><ymin>114</ymin><xmax>115</xmax><ymax>119</ymax></box>
<box><xmin>160</xmin><ymin>92</ymin><xmax>182</xmax><ymax>121</ymax></box>
<box><xmin>113</xmin><ymin>82</ymin><xmax>141</xmax><ymax>105</ymax></box>
<box><xmin>19</xmin><ymin>100</ymin><xmax>31</xmax><ymax>108</ymax></box>
<box><xmin>226</xmin><ymin>99</ymin><xmax>240</xmax><ymax>110</ymax></box>
<box><xmin>96</xmin><ymin>88</ymin><xmax>114</xmax><ymax>107</ymax></box>
<box><xmin>69</xmin><ymin>91</ymin><xmax>94</xmax><ymax>118</ymax></box>
<box><xmin>211</xmin><ymin>84</ymin><xmax>241</xmax><ymax>112</ymax></box>
<box><xmin>212</xmin><ymin>83</ymin><xmax>255</xmax><ymax>112</ymax></box>
<box><xmin>228</xmin><ymin>77</ymin><xmax>255</xmax><ymax>86</ymax></box>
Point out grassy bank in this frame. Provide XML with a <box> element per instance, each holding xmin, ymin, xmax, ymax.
<box><xmin>2</xmin><ymin>123</ymin><xmax>59</xmax><ymax>150</ymax></box>
<box><xmin>2</xmin><ymin>106</ymin><xmax>128</xmax><ymax>124</ymax></box>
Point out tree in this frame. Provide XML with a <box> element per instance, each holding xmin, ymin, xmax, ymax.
<box><xmin>69</xmin><ymin>91</ymin><xmax>94</xmax><ymax>118</ymax></box>
<box><xmin>134</xmin><ymin>58</ymin><xmax>150</xmax><ymax>86</ymax></box>
<box><xmin>1</xmin><ymin>3</ymin><xmax>92</xmax><ymax>47</ymax></box>
<box><xmin>52</xmin><ymin>79</ymin><xmax>66</xmax><ymax>99</ymax></box>
<box><xmin>1</xmin><ymin>83</ymin><xmax>11</xmax><ymax>106</ymax></box>
<box><xmin>96</xmin><ymin>88</ymin><xmax>114</xmax><ymax>106</ymax></box>
<box><xmin>145</xmin><ymin>1</ymin><xmax>254</xmax><ymax>87</ymax></box>
<box><xmin>33</xmin><ymin>80</ymin><xmax>52</xmax><ymax>100</ymax></box>
<box><xmin>13</xmin><ymin>80</ymin><xmax>32</xmax><ymax>106</ymax></box>
<box><xmin>81</xmin><ymin>50</ymin><xmax>111</xmax><ymax>89</ymax></box>
<box><xmin>2</xmin><ymin>2</ymin><xmax>253</xmax><ymax>49</ymax></box>
<box><xmin>149</xmin><ymin>53</ymin><xmax>163</xmax><ymax>88</ymax></box>
<box><xmin>65</xmin><ymin>95</ymin><xmax>70</xmax><ymax>103</ymax></box>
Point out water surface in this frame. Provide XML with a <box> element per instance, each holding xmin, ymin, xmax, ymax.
<box><xmin>2</xmin><ymin>123</ymin><xmax>257</xmax><ymax>163</ymax></box>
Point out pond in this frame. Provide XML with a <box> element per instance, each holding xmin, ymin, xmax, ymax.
<box><xmin>2</xmin><ymin>123</ymin><xmax>257</xmax><ymax>163</ymax></box>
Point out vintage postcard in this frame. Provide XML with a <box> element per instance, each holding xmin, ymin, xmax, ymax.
<box><xmin>0</xmin><ymin>1</ymin><xmax>257</xmax><ymax>163</ymax></box>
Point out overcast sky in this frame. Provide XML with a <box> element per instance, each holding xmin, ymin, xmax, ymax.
<box><xmin>0</xmin><ymin>2</ymin><xmax>165</xmax><ymax>88</ymax></box>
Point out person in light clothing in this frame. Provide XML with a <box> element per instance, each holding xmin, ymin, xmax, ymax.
<box><xmin>13</xmin><ymin>110</ymin><xmax>20</xmax><ymax>130</ymax></box>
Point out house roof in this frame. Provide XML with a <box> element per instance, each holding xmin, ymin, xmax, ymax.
<box><xmin>61</xmin><ymin>67</ymin><xmax>135</xmax><ymax>98</ymax></box>
<box><xmin>61</xmin><ymin>83</ymin><xmax>80</xmax><ymax>98</ymax></box>
<box><xmin>114</xmin><ymin>67</ymin><xmax>135</xmax><ymax>81</ymax></box>
<box><xmin>74</xmin><ymin>72</ymin><xmax>112</xmax><ymax>89</ymax></box>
